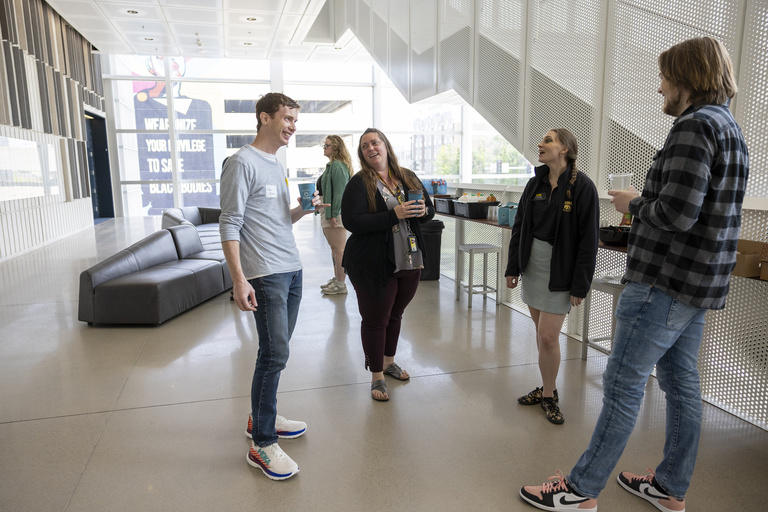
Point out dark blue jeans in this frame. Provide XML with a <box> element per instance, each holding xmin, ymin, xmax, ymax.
<box><xmin>248</xmin><ymin>270</ymin><xmax>302</xmax><ymax>447</ymax></box>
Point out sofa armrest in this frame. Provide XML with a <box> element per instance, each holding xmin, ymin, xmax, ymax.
<box><xmin>161</xmin><ymin>208</ymin><xmax>187</xmax><ymax>229</ymax></box>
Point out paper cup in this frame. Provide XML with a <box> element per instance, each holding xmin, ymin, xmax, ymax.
<box><xmin>408</xmin><ymin>189</ymin><xmax>423</xmax><ymax>202</ymax></box>
<box><xmin>298</xmin><ymin>182</ymin><xmax>315</xmax><ymax>210</ymax></box>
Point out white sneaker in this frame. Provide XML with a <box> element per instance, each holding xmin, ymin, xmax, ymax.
<box><xmin>320</xmin><ymin>277</ymin><xmax>335</xmax><ymax>290</ymax></box>
<box><xmin>246</xmin><ymin>414</ymin><xmax>307</xmax><ymax>439</ymax></box>
<box><xmin>323</xmin><ymin>281</ymin><xmax>348</xmax><ymax>295</ymax></box>
<box><xmin>247</xmin><ymin>442</ymin><xmax>299</xmax><ymax>480</ymax></box>
<box><xmin>275</xmin><ymin>415</ymin><xmax>307</xmax><ymax>439</ymax></box>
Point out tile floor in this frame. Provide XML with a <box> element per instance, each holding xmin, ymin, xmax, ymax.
<box><xmin>0</xmin><ymin>215</ymin><xmax>766</xmax><ymax>511</ymax></box>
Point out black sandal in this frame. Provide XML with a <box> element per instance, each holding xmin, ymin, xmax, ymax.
<box><xmin>541</xmin><ymin>398</ymin><xmax>564</xmax><ymax>424</ymax></box>
<box><xmin>518</xmin><ymin>387</ymin><xmax>559</xmax><ymax>405</ymax></box>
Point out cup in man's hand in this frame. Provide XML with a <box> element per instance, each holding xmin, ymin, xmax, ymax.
<box><xmin>298</xmin><ymin>183</ymin><xmax>315</xmax><ymax>210</ymax></box>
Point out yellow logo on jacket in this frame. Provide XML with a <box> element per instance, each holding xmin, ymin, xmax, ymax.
<box><xmin>563</xmin><ymin>201</ymin><xmax>573</xmax><ymax>212</ymax></box>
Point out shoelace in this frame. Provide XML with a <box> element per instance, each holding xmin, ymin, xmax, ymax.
<box><xmin>629</xmin><ymin>468</ymin><xmax>656</xmax><ymax>484</ymax></box>
<box><xmin>542</xmin><ymin>470</ymin><xmax>569</xmax><ymax>494</ymax></box>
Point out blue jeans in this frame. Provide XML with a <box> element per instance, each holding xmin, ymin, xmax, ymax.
<box><xmin>249</xmin><ymin>270</ymin><xmax>302</xmax><ymax>447</ymax></box>
<box><xmin>568</xmin><ymin>282</ymin><xmax>707</xmax><ymax>501</ymax></box>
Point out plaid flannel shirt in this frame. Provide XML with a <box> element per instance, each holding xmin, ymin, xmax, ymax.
<box><xmin>625</xmin><ymin>103</ymin><xmax>749</xmax><ymax>310</ymax></box>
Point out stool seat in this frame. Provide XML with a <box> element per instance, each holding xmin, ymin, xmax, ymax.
<box><xmin>456</xmin><ymin>244</ymin><xmax>501</xmax><ymax>308</ymax></box>
<box><xmin>458</xmin><ymin>243</ymin><xmax>500</xmax><ymax>253</ymax></box>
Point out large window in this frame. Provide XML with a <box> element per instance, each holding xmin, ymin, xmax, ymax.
<box><xmin>106</xmin><ymin>55</ymin><xmax>377</xmax><ymax>216</ymax></box>
<box><xmin>105</xmin><ymin>55</ymin><xmax>531</xmax><ymax>216</ymax></box>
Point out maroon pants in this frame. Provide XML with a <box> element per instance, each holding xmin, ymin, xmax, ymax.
<box><xmin>350</xmin><ymin>269</ymin><xmax>421</xmax><ymax>372</ymax></box>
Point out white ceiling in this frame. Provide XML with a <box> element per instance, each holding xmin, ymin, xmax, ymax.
<box><xmin>45</xmin><ymin>0</ymin><xmax>369</xmax><ymax>62</ymax></box>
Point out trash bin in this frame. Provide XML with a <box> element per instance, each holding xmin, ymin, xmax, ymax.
<box><xmin>420</xmin><ymin>219</ymin><xmax>445</xmax><ymax>280</ymax></box>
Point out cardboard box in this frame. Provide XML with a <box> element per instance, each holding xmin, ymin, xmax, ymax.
<box><xmin>732</xmin><ymin>240</ymin><xmax>765</xmax><ymax>278</ymax></box>
<box><xmin>761</xmin><ymin>243</ymin><xmax>768</xmax><ymax>281</ymax></box>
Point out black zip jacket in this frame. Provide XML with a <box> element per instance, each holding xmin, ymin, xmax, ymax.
<box><xmin>505</xmin><ymin>164</ymin><xmax>599</xmax><ymax>299</ymax></box>
<box><xmin>341</xmin><ymin>170</ymin><xmax>435</xmax><ymax>300</ymax></box>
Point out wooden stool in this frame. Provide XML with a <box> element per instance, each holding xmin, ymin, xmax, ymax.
<box><xmin>455</xmin><ymin>243</ymin><xmax>501</xmax><ymax>308</ymax></box>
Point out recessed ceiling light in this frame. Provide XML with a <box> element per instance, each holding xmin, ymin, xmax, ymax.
<box><xmin>144</xmin><ymin>37</ymin><xmax>153</xmax><ymax>41</ymax></box>
<box><xmin>127</xmin><ymin>10</ymin><xmax>138</xmax><ymax>15</ymax></box>
<box><xmin>243</xmin><ymin>42</ymin><xmax>252</xmax><ymax>46</ymax></box>
<box><xmin>245</xmin><ymin>17</ymin><xmax>259</xmax><ymax>22</ymax></box>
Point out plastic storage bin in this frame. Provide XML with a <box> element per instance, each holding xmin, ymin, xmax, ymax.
<box><xmin>434</xmin><ymin>197</ymin><xmax>455</xmax><ymax>214</ymax></box>
<box><xmin>453</xmin><ymin>200</ymin><xmax>500</xmax><ymax>219</ymax></box>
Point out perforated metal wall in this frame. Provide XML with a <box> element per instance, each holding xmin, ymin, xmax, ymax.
<box><xmin>702</xmin><ymin>278</ymin><xmax>768</xmax><ymax>429</ymax></box>
<box><xmin>437</xmin><ymin>0</ymin><xmax>473</xmax><ymax>102</ymax></box>
<box><xmin>735</xmin><ymin>0</ymin><xmax>768</xmax><ymax>197</ymax></box>
<box><xmin>474</xmin><ymin>0</ymin><xmax>525</xmax><ymax>147</ymax></box>
<box><xmin>410</xmin><ymin>0</ymin><xmax>437</xmax><ymax>101</ymax></box>
<box><xmin>525</xmin><ymin>0</ymin><xmax>603</xmax><ymax>181</ymax></box>
<box><xmin>389</xmin><ymin>0</ymin><xmax>410</xmax><ymax>100</ymax></box>
<box><xmin>356</xmin><ymin>0</ymin><xmax>371</xmax><ymax>49</ymax></box>
<box><xmin>600</xmin><ymin>0</ymin><xmax>744</xmax><ymax>191</ymax></box>
<box><xmin>371</xmin><ymin>1</ymin><xmax>388</xmax><ymax>72</ymax></box>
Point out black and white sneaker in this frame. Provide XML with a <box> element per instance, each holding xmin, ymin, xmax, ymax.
<box><xmin>617</xmin><ymin>470</ymin><xmax>685</xmax><ymax>512</ymax></box>
<box><xmin>520</xmin><ymin>470</ymin><xmax>597</xmax><ymax>511</ymax></box>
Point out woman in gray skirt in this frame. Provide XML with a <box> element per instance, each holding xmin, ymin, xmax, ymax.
<box><xmin>505</xmin><ymin>128</ymin><xmax>599</xmax><ymax>424</ymax></box>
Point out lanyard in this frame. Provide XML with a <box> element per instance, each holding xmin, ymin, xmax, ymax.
<box><xmin>376</xmin><ymin>171</ymin><xmax>403</xmax><ymax>204</ymax></box>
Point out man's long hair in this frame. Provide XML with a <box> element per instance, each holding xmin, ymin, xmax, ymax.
<box><xmin>658</xmin><ymin>36</ymin><xmax>737</xmax><ymax>106</ymax></box>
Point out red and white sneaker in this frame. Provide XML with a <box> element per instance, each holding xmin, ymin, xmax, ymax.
<box><xmin>247</xmin><ymin>442</ymin><xmax>299</xmax><ymax>481</ymax></box>
<box><xmin>520</xmin><ymin>470</ymin><xmax>597</xmax><ymax>511</ymax></box>
<box><xmin>246</xmin><ymin>414</ymin><xmax>307</xmax><ymax>439</ymax></box>
<box><xmin>617</xmin><ymin>470</ymin><xmax>685</xmax><ymax>512</ymax></box>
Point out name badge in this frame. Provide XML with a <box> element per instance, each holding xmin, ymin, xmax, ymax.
<box><xmin>265</xmin><ymin>185</ymin><xmax>277</xmax><ymax>198</ymax></box>
<box><xmin>408</xmin><ymin>235</ymin><xmax>419</xmax><ymax>253</ymax></box>
<box><xmin>533</xmin><ymin>193</ymin><xmax>546</xmax><ymax>201</ymax></box>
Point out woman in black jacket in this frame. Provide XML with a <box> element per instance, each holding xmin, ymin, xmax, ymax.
<box><xmin>341</xmin><ymin>128</ymin><xmax>435</xmax><ymax>401</ymax></box>
<box><xmin>505</xmin><ymin>128</ymin><xmax>599</xmax><ymax>424</ymax></box>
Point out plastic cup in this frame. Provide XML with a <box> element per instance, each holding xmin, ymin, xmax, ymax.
<box><xmin>298</xmin><ymin>182</ymin><xmax>315</xmax><ymax>210</ymax></box>
<box><xmin>609</xmin><ymin>173</ymin><xmax>633</xmax><ymax>190</ymax></box>
<box><xmin>408</xmin><ymin>189</ymin><xmax>423</xmax><ymax>202</ymax></box>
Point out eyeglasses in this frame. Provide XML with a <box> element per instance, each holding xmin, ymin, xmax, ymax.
<box><xmin>322</xmin><ymin>144</ymin><xmax>331</xmax><ymax>149</ymax></box>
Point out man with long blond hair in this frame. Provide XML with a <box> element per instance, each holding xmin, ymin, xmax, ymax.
<box><xmin>520</xmin><ymin>36</ymin><xmax>748</xmax><ymax>512</ymax></box>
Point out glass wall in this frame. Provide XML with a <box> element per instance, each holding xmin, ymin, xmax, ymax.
<box><xmin>104</xmin><ymin>55</ymin><xmax>531</xmax><ymax>216</ymax></box>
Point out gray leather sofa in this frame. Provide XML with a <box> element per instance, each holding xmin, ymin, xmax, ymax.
<box><xmin>161</xmin><ymin>206</ymin><xmax>222</xmax><ymax>250</ymax></box>
<box><xmin>78</xmin><ymin>224</ymin><xmax>231</xmax><ymax>326</ymax></box>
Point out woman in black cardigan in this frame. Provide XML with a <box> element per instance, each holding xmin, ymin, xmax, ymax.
<box><xmin>505</xmin><ymin>128</ymin><xmax>599</xmax><ymax>424</ymax></box>
<box><xmin>341</xmin><ymin>128</ymin><xmax>435</xmax><ymax>401</ymax></box>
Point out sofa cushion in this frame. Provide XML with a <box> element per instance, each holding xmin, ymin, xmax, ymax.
<box><xmin>167</xmin><ymin>224</ymin><xmax>204</xmax><ymax>259</ymax></box>
<box><xmin>180</xmin><ymin>207</ymin><xmax>203</xmax><ymax>226</ymax></box>
<box><xmin>94</xmin><ymin>267</ymin><xmax>198</xmax><ymax>325</ymax></box>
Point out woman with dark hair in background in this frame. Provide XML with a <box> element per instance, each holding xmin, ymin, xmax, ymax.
<box><xmin>318</xmin><ymin>135</ymin><xmax>354</xmax><ymax>295</ymax></box>
<box><xmin>341</xmin><ymin>128</ymin><xmax>435</xmax><ymax>401</ymax></box>
<box><xmin>505</xmin><ymin>128</ymin><xmax>599</xmax><ymax>424</ymax></box>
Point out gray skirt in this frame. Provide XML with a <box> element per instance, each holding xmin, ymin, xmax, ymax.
<box><xmin>521</xmin><ymin>237</ymin><xmax>571</xmax><ymax>315</ymax></box>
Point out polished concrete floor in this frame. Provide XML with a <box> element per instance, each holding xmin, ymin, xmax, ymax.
<box><xmin>1</xmin><ymin>215</ymin><xmax>766</xmax><ymax>512</ymax></box>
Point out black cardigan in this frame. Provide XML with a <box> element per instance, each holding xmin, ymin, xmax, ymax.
<box><xmin>505</xmin><ymin>164</ymin><xmax>599</xmax><ymax>299</ymax></box>
<box><xmin>341</xmin><ymin>170</ymin><xmax>435</xmax><ymax>299</ymax></box>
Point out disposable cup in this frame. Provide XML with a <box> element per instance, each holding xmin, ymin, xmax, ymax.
<box><xmin>298</xmin><ymin>182</ymin><xmax>315</xmax><ymax>210</ymax></box>
<box><xmin>408</xmin><ymin>189</ymin><xmax>423</xmax><ymax>202</ymax></box>
<box><xmin>609</xmin><ymin>173</ymin><xmax>633</xmax><ymax>191</ymax></box>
